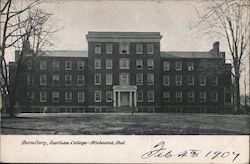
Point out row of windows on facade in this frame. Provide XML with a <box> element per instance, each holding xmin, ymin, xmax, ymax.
<box><xmin>28</xmin><ymin>60</ymin><xmax>85</xmax><ymax>70</ymax></box>
<box><xmin>93</xmin><ymin>43</ymin><xmax>154</xmax><ymax>55</ymax></box>
<box><xmin>29</xmin><ymin>90</ymin><xmax>218</xmax><ymax>103</ymax></box>
<box><xmin>29</xmin><ymin>74</ymin><xmax>218</xmax><ymax>86</ymax></box>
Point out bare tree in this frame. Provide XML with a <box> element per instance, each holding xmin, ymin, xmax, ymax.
<box><xmin>194</xmin><ymin>0</ymin><xmax>250</xmax><ymax>113</ymax></box>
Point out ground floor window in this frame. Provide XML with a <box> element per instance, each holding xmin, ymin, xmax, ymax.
<box><xmin>148</xmin><ymin>91</ymin><xmax>154</xmax><ymax>102</ymax></box>
<box><xmin>137</xmin><ymin>91</ymin><xmax>143</xmax><ymax>102</ymax></box>
<box><xmin>52</xmin><ymin>91</ymin><xmax>59</xmax><ymax>102</ymax></box>
<box><xmin>65</xmin><ymin>91</ymin><xmax>72</xmax><ymax>102</ymax></box>
<box><xmin>95</xmin><ymin>91</ymin><xmax>101</xmax><ymax>102</ymax></box>
<box><xmin>163</xmin><ymin>92</ymin><xmax>170</xmax><ymax>103</ymax></box>
<box><xmin>78</xmin><ymin>91</ymin><xmax>85</xmax><ymax>102</ymax></box>
<box><xmin>106</xmin><ymin>91</ymin><xmax>112</xmax><ymax>102</ymax></box>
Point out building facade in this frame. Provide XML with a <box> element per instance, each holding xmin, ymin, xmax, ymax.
<box><xmin>11</xmin><ymin>32</ymin><xmax>234</xmax><ymax>113</ymax></box>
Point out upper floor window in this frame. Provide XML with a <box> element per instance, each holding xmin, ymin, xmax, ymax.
<box><xmin>200</xmin><ymin>92</ymin><xmax>206</xmax><ymax>102</ymax></box>
<box><xmin>147</xmin><ymin>59</ymin><xmax>154</xmax><ymax>69</ymax></box>
<box><xmin>27</xmin><ymin>60</ymin><xmax>32</xmax><ymax>70</ymax></box>
<box><xmin>40</xmin><ymin>91</ymin><xmax>47</xmax><ymax>102</ymax></box>
<box><xmin>53</xmin><ymin>61</ymin><xmax>59</xmax><ymax>70</ymax></box>
<box><xmin>119</xmin><ymin>42</ymin><xmax>129</xmax><ymax>54</ymax></box>
<box><xmin>163</xmin><ymin>75</ymin><xmax>170</xmax><ymax>86</ymax></box>
<box><xmin>65</xmin><ymin>75</ymin><xmax>72</xmax><ymax>86</ymax></box>
<box><xmin>52</xmin><ymin>91</ymin><xmax>59</xmax><ymax>102</ymax></box>
<box><xmin>65</xmin><ymin>91</ymin><xmax>72</xmax><ymax>102</ymax></box>
<box><xmin>164</xmin><ymin>92</ymin><xmax>170</xmax><ymax>103</ymax></box>
<box><xmin>211</xmin><ymin>76</ymin><xmax>218</xmax><ymax>86</ymax></box>
<box><xmin>78</xmin><ymin>61</ymin><xmax>84</xmax><ymax>70</ymax></box>
<box><xmin>188</xmin><ymin>91</ymin><xmax>194</xmax><ymax>102</ymax></box>
<box><xmin>106</xmin><ymin>91</ymin><xmax>113</xmax><ymax>102</ymax></box>
<box><xmin>119</xmin><ymin>58</ymin><xmax>130</xmax><ymax>69</ymax></box>
<box><xmin>65</xmin><ymin>61</ymin><xmax>72</xmax><ymax>70</ymax></box>
<box><xmin>106</xmin><ymin>59</ymin><xmax>112</xmax><ymax>69</ymax></box>
<box><xmin>106</xmin><ymin>43</ymin><xmax>112</xmax><ymax>54</ymax></box>
<box><xmin>52</xmin><ymin>75</ymin><xmax>59</xmax><ymax>86</ymax></box>
<box><xmin>175</xmin><ymin>75</ymin><xmax>182</xmax><ymax>86</ymax></box>
<box><xmin>147</xmin><ymin>73</ymin><xmax>154</xmax><ymax>85</ymax></box>
<box><xmin>94</xmin><ymin>44</ymin><xmax>101</xmax><ymax>54</ymax></box>
<box><xmin>187</xmin><ymin>62</ymin><xmax>194</xmax><ymax>71</ymax></box>
<box><xmin>77</xmin><ymin>75</ymin><xmax>85</xmax><ymax>86</ymax></box>
<box><xmin>148</xmin><ymin>90</ymin><xmax>154</xmax><ymax>102</ymax></box>
<box><xmin>147</xmin><ymin>44</ymin><xmax>154</xmax><ymax>54</ymax></box>
<box><xmin>94</xmin><ymin>74</ymin><xmax>101</xmax><ymax>85</ymax></box>
<box><xmin>188</xmin><ymin>75</ymin><xmax>194</xmax><ymax>86</ymax></box>
<box><xmin>137</xmin><ymin>91</ymin><xmax>143</xmax><ymax>102</ymax></box>
<box><xmin>200</xmin><ymin>76</ymin><xmax>206</xmax><ymax>86</ymax></box>
<box><xmin>211</xmin><ymin>92</ymin><xmax>218</xmax><ymax>102</ymax></box>
<box><xmin>94</xmin><ymin>90</ymin><xmax>101</xmax><ymax>102</ymax></box>
<box><xmin>27</xmin><ymin>74</ymin><xmax>34</xmax><ymax>86</ymax></box>
<box><xmin>175</xmin><ymin>62</ymin><xmax>182</xmax><ymax>71</ymax></box>
<box><xmin>94</xmin><ymin>59</ymin><xmax>101</xmax><ymax>69</ymax></box>
<box><xmin>136</xmin><ymin>74</ymin><xmax>143</xmax><ymax>85</ymax></box>
<box><xmin>40</xmin><ymin>74</ymin><xmax>46</xmax><ymax>86</ymax></box>
<box><xmin>40</xmin><ymin>61</ymin><xmax>47</xmax><ymax>70</ymax></box>
<box><xmin>136</xmin><ymin>59</ymin><xmax>143</xmax><ymax>69</ymax></box>
<box><xmin>78</xmin><ymin>91</ymin><xmax>85</xmax><ymax>102</ymax></box>
<box><xmin>163</xmin><ymin>61</ymin><xmax>170</xmax><ymax>71</ymax></box>
<box><xmin>136</xmin><ymin>44</ymin><xmax>143</xmax><ymax>54</ymax></box>
<box><xmin>119</xmin><ymin>73</ymin><xmax>129</xmax><ymax>85</ymax></box>
<box><xmin>176</xmin><ymin>92</ymin><xmax>182</xmax><ymax>102</ymax></box>
<box><xmin>106</xmin><ymin>74</ymin><xmax>112</xmax><ymax>85</ymax></box>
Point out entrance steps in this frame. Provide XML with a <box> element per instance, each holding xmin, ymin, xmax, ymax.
<box><xmin>116</xmin><ymin>106</ymin><xmax>135</xmax><ymax>113</ymax></box>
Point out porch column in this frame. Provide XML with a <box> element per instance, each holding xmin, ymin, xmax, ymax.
<box><xmin>113</xmin><ymin>91</ymin><xmax>116</xmax><ymax>107</ymax></box>
<box><xmin>118</xmin><ymin>91</ymin><xmax>121</xmax><ymax>107</ymax></box>
<box><xmin>129</xmin><ymin>91</ymin><xmax>132</xmax><ymax>107</ymax></box>
<box><xmin>134</xmin><ymin>91</ymin><xmax>137</xmax><ymax>107</ymax></box>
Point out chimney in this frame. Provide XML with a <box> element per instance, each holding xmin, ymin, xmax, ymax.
<box><xmin>210</xmin><ymin>42</ymin><xmax>220</xmax><ymax>55</ymax></box>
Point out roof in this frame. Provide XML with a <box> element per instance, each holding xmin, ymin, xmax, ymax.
<box><xmin>39</xmin><ymin>50</ymin><xmax>88</xmax><ymax>57</ymax></box>
<box><xmin>160</xmin><ymin>51</ymin><xmax>224</xmax><ymax>59</ymax></box>
<box><xmin>87</xmin><ymin>31</ymin><xmax>161</xmax><ymax>37</ymax></box>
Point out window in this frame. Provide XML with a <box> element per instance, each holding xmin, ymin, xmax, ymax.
<box><xmin>148</xmin><ymin>91</ymin><xmax>154</xmax><ymax>102</ymax></box>
<box><xmin>137</xmin><ymin>91</ymin><xmax>143</xmax><ymax>102</ymax></box>
<box><xmin>106</xmin><ymin>59</ymin><xmax>112</xmax><ymax>69</ymax></box>
<box><xmin>53</xmin><ymin>61</ymin><xmax>59</xmax><ymax>70</ymax></box>
<box><xmin>94</xmin><ymin>91</ymin><xmax>101</xmax><ymax>102</ymax></box>
<box><xmin>175</xmin><ymin>62</ymin><xmax>182</xmax><ymax>71</ymax></box>
<box><xmin>40</xmin><ymin>61</ymin><xmax>47</xmax><ymax>70</ymax></box>
<box><xmin>65</xmin><ymin>75</ymin><xmax>72</xmax><ymax>85</ymax></box>
<box><xmin>119</xmin><ymin>74</ymin><xmax>129</xmax><ymax>85</ymax></box>
<box><xmin>94</xmin><ymin>44</ymin><xmax>101</xmax><ymax>54</ymax></box>
<box><xmin>78</xmin><ymin>91</ymin><xmax>85</xmax><ymax>102</ymax></box>
<box><xmin>187</xmin><ymin>62</ymin><xmax>194</xmax><ymax>71</ymax></box>
<box><xmin>147</xmin><ymin>59</ymin><xmax>154</xmax><ymax>69</ymax></box>
<box><xmin>106</xmin><ymin>43</ymin><xmax>112</xmax><ymax>54</ymax></box>
<box><xmin>120</xmin><ymin>42</ymin><xmax>129</xmax><ymax>54</ymax></box>
<box><xmin>77</xmin><ymin>75</ymin><xmax>85</xmax><ymax>86</ymax></box>
<box><xmin>94</xmin><ymin>74</ymin><xmax>101</xmax><ymax>85</ymax></box>
<box><xmin>163</xmin><ymin>61</ymin><xmax>170</xmax><ymax>71</ymax></box>
<box><xmin>211</xmin><ymin>92</ymin><xmax>218</xmax><ymax>102</ymax></box>
<box><xmin>27</xmin><ymin>60</ymin><xmax>32</xmax><ymax>70</ymax></box>
<box><xmin>65</xmin><ymin>61</ymin><xmax>72</xmax><ymax>70</ymax></box>
<box><xmin>147</xmin><ymin>73</ymin><xmax>154</xmax><ymax>85</ymax></box>
<box><xmin>147</xmin><ymin>44</ymin><xmax>154</xmax><ymax>54</ymax></box>
<box><xmin>27</xmin><ymin>74</ymin><xmax>34</xmax><ymax>86</ymax></box>
<box><xmin>136</xmin><ymin>74</ymin><xmax>143</xmax><ymax>85</ymax></box>
<box><xmin>136</xmin><ymin>59</ymin><xmax>143</xmax><ymax>69</ymax></box>
<box><xmin>65</xmin><ymin>91</ymin><xmax>72</xmax><ymax>102</ymax></box>
<box><xmin>200</xmin><ymin>76</ymin><xmax>206</xmax><ymax>86</ymax></box>
<box><xmin>200</xmin><ymin>92</ymin><xmax>206</xmax><ymax>102</ymax></box>
<box><xmin>106</xmin><ymin>74</ymin><xmax>112</xmax><ymax>85</ymax></box>
<box><xmin>40</xmin><ymin>91</ymin><xmax>46</xmax><ymax>102</ymax></box>
<box><xmin>52</xmin><ymin>75</ymin><xmax>59</xmax><ymax>86</ymax></box>
<box><xmin>175</xmin><ymin>75</ymin><xmax>182</xmax><ymax>86</ymax></box>
<box><xmin>164</xmin><ymin>92</ymin><xmax>170</xmax><ymax>103</ymax></box>
<box><xmin>119</xmin><ymin>59</ymin><xmax>130</xmax><ymax>69</ymax></box>
<box><xmin>211</xmin><ymin>76</ymin><xmax>218</xmax><ymax>86</ymax></box>
<box><xmin>40</xmin><ymin>75</ymin><xmax>46</xmax><ymax>86</ymax></box>
<box><xmin>199</xmin><ymin>62</ymin><xmax>206</xmax><ymax>70</ymax></box>
<box><xmin>176</xmin><ymin>92</ymin><xmax>182</xmax><ymax>102</ymax></box>
<box><xmin>163</xmin><ymin>75</ymin><xmax>170</xmax><ymax>86</ymax></box>
<box><xmin>188</xmin><ymin>75</ymin><xmax>194</xmax><ymax>86</ymax></box>
<box><xmin>94</xmin><ymin>59</ymin><xmax>101</xmax><ymax>69</ymax></box>
<box><xmin>188</xmin><ymin>91</ymin><xmax>194</xmax><ymax>102</ymax></box>
<box><xmin>106</xmin><ymin>91</ymin><xmax>112</xmax><ymax>102</ymax></box>
<box><xmin>136</xmin><ymin>44</ymin><xmax>143</xmax><ymax>54</ymax></box>
<box><xmin>78</xmin><ymin>61</ymin><xmax>84</xmax><ymax>70</ymax></box>
<box><xmin>27</xmin><ymin>91</ymin><xmax>34</xmax><ymax>101</ymax></box>
<box><xmin>52</xmin><ymin>92</ymin><xmax>59</xmax><ymax>102</ymax></box>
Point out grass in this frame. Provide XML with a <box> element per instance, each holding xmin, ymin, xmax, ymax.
<box><xmin>1</xmin><ymin>113</ymin><xmax>249</xmax><ymax>135</ymax></box>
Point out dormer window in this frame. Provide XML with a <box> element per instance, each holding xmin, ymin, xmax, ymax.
<box><xmin>120</xmin><ymin>43</ymin><xmax>129</xmax><ymax>54</ymax></box>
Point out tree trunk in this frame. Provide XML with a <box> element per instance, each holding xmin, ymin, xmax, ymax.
<box><xmin>234</xmin><ymin>76</ymin><xmax>241</xmax><ymax>114</ymax></box>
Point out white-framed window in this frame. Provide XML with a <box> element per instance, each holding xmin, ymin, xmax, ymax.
<box><xmin>119</xmin><ymin>58</ymin><xmax>130</xmax><ymax>69</ymax></box>
<box><xmin>136</xmin><ymin>74</ymin><xmax>143</xmax><ymax>85</ymax></box>
<box><xmin>136</xmin><ymin>44</ymin><xmax>143</xmax><ymax>54</ymax></box>
<box><xmin>175</xmin><ymin>62</ymin><xmax>182</xmax><ymax>71</ymax></box>
<box><xmin>163</xmin><ymin>61</ymin><xmax>170</xmax><ymax>71</ymax></box>
<box><xmin>77</xmin><ymin>75</ymin><xmax>85</xmax><ymax>86</ymax></box>
<box><xmin>187</xmin><ymin>62</ymin><xmax>194</xmax><ymax>71</ymax></box>
<box><xmin>137</xmin><ymin>91</ymin><xmax>143</xmax><ymax>102</ymax></box>
<box><xmin>40</xmin><ymin>91</ymin><xmax>46</xmax><ymax>102</ymax></box>
<box><xmin>94</xmin><ymin>44</ymin><xmax>101</xmax><ymax>54</ymax></box>
<box><xmin>163</xmin><ymin>92</ymin><xmax>170</xmax><ymax>103</ymax></box>
<box><xmin>136</xmin><ymin>59</ymin><xmax>143</xmax><ymax>69</ymax></box>
<box><xmin>65</xmin><ymin>91</ymin><xmax>72</xmax><ymax>102</ymax></box>
<box><xmin>106</xmin><ymin>91</ymin><xmax>112</xmax><ymax>102</ymax></box>
<box><xmin>163</xmin><ymin>75</ymin><xmax>170</xmax><ymax>86</ymax></box>
<box><xmin>176</xmin><ymin>92</ymin><xmax>182</xmax><ymax>102</ymax></box>
<box><xmin>52</xmin><ymin>75</ymin><xmax>59</xmax><ymax>86</ymax></box>
<box><xmin>147</xmin><ymin>59</ymin><xmax>154</xmax><ymax>69</ymax></box>
<box><xmin>65</xmin><ymin>75</ymin><xmax>72</xmax><ymax>86</ymax></box>
<box><xmin>106</xmin><ymin>59</ymin><xmax>112</xmax><ymax>69</ymax></box>
<box><xmin>188</xmin><ymin>91</ymin><xmax>194</xmax><ymax>102</ymax></box>
<box><xmin>40</xmin><ymin>61</ymin><xmax>47</xmax><ymax>70</ymax></box>
<box><xmin>94</xmin><ymin>59</ymin><xmax>101</xmax><ymax>69</ymax></box>
<box><xmin>211</xmin><ymin>92</ymin><xmax>218</xmax><ymax>102</ymax></box>
<box><xmin>188</xmin><ymin>75</ymin><xmax>194</xmax><ymax>86</ymax></box>
<box><xmin>65</xmin><ymin>61</ymin><xmax>72</xmax><ymax>70</ymax></box>
<box><xmin>147</xmin><ymin>44</ymin><xmax>154</xmax><ymax>54</ymax></box>
<box><xmin>78</xmin><ymin>61</ymin><xmax>84</xmax><ymax>70</ymax></box>
<box><xmin>200</xmin><ymin>76</ymin><xmax>206</xmax><ymax>86</ymax></box>
<box><xmin>94</xmin><ymin>90</ymin><xmax>101</xmax><ymax>102</ymax></box>
<box><xmin>106</xmin><ymin>74</ymin><xmax>112</xmax><ymax>85</ymax></box>
<box><xmin>27</xmin><ymin>60</ymin><xmax>32</xmax><ymax>70</ymax></box>
<box><xmin>119</xmin><ymin>42</ymin><xmax>129</xmax><ymax>54</ymax></box>
<box><xmin>175</xmin><ymin>75</ymin><xmax>182</xmax><ymax>86</ymax></box>
<box><xmin>106</xmin><ymin>43</ymin><xmax>112</xmax><ymax>54</ymax></box>
<box><xmin>148</xmin><ymin>91</ymin><xmax>154</xmax><ymax>102</ymax></box>
<box><xmin>147</xmin><ymin>73</ymin><xmax>154</xmax><ymax>85</ymax></box>
<box><xmin>53</xmin><ymin>61</ymin><xmax>59</xmax><ymax>70</ymax></box>
<box><xmin>52</xmin><ymin>91</ymin><xmax>59</xmax><ymax>102</ymax></box>
<box><xmin>78</xmin><ymin>91</ymin><xmax>85</xmax><ymax>102</ymax></box>
<box><xmin>211</xmin><ymin>76</ymin><xmax>218</xmax><ymax>86</ymax></box>
<box><xmin>200</xmin><ymin>92</ymin><xmax>206</xmax><ymax>102</ymax></box>
<box><xmin>119</xmin><ymin>73</ymin><xmax>129</xmax><ymax>85</ymax></box>
<box><xmin>94</xmin><ymin>74</ymin><xmax>101</xmax><ymax>85</ymax></box>
<box><xmin>40</xmin><ymin>74</ymin><xmax>46</xmax><ymax>86</ymax></box>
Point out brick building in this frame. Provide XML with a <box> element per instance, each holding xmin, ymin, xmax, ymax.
<box><xmin>10</xmin><ymin>31</ymin><xmax>234</xmax><ymax>113</ymax></box>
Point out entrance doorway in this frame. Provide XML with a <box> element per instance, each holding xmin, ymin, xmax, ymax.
<box><xmin>120</xmin><ymin>92</ymin><xmax>129</xmax><ymax>106</ymax></box>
